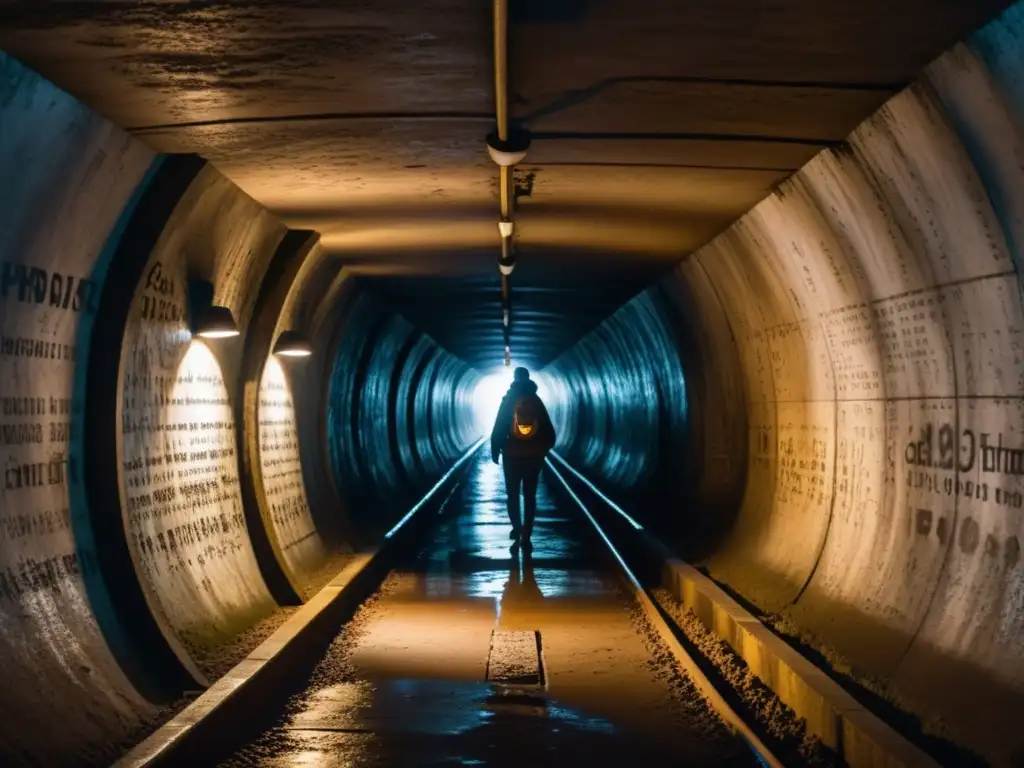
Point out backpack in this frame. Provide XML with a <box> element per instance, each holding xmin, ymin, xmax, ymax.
<box><xmin>510</xmin><ymin>395</ymin><xmax>541</xmax><ymax>441</ymax></box>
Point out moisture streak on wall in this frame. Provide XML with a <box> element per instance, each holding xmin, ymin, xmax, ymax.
<box><xmin>0</xmin><ymin>52</ymin><xmax>158</xmax><ymax>764</ymax></box>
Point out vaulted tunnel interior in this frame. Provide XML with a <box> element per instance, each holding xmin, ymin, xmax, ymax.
<box><xmin>3</xmin><ymin>1</ymin><xmax>1024</xmax><ymax>765</ymax></box>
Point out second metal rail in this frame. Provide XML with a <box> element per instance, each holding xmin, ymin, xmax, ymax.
<box><xmin>545</xmin><ymin>455</ymin><xmax>783</xmax><ymax>768</ymax></box>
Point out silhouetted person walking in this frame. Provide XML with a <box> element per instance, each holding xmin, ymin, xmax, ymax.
<box><xmin>490</xmin><ymin>367</ymin><xmax>556</xmax><ymax>550</ymax></box>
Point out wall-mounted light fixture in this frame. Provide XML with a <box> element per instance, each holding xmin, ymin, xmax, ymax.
<box><xmin>273</xmin><ymin>329</ymin><xmax>312</xmax><ymax>358</ymax></box>
<box><xmin>196</xmin><ymin>306</ymin><xmax>240</xmax><ymax>339</ymax></box>
<box><xmin>188</xmin><ymin>278</ymin><xmax>240</xmax><ymax>339</ymax></box>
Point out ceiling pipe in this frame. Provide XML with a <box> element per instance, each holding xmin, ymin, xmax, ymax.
<box><xmin>494</xmin><ymin>0</ymin><xmax>512</xmax><ymax>365</ymax></box>
<box><xmin>493</xmin><ymin>0</ymin><xmax>512</xmax><ymax>223</ymax></box>
<box><xmin>488</xmin><ymin>0</ymin><xmax>531</xmax><ymax>366</ymax></box>
<box><xmin>493</xmin><ymin>0</ymin><xmax>508</xmax><ymax>143</ymax></box>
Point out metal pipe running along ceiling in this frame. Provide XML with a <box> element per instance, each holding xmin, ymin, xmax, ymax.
<box><xmin>491</xmin><ymin>0</ymin><xmax>522</xmax><ymax>368</ymax></box>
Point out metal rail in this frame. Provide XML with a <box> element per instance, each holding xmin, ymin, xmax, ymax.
<box><xmin>546</xmin><ymin>457</ymin><xmax>785</xmax><ymax>768</ymax></box>
<box><xmin>115</xmin><ymin>441</ymin><xmax>485</xmax><ymax>767</ymax></box>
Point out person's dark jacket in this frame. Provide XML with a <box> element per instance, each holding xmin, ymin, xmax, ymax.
<box><xmin>490</xmin><ymin>380</ymin><xmax>556</xmax><ymax>462</ymax></box>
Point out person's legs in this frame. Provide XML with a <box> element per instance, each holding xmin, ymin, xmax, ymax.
<box><xmin>521</xmin><ymin>458</ymin><xmax>543</xmax><ymax>544</ymax></box>
<box><xmin>502</xmin><ymin>457</ymin><xmax>524</xmax><ymax>538</ymax></box>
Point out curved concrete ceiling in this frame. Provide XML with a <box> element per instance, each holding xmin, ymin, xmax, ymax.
<box><xmin>0</xmin><ymin>0</ymin><xmax>1010</xmax><ymax>370</ymax></box>
<box><xmin>4</xmin><ymin>3</ymin><xmax>1024</xmax><ymax>765</ymax></box>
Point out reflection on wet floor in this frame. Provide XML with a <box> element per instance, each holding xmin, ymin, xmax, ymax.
<box><xmin>225</xmin><ymin>453</ymin><xmax>752</xmax><ymax>767</ymax></box>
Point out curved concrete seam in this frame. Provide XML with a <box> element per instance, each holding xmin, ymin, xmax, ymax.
<box><xmin>114</xmin><ymin>441</ymin><xmax>484</xmax><ymax>767</ymax></box>
<box><xmin>238</xmin><ymin>228</ymin><xmax>322</xmax><ymax>606</ymax></box>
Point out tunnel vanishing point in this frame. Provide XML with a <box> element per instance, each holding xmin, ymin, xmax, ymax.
<box><xmin>3</xmin><ymin>0</ymin><xmax>1024</xmax><ymax>765</ymax></box>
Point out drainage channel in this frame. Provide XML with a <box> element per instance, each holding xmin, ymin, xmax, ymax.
<box><xmin>485</xmin><ymin>629</ymin><xmax>546</xmax><ymax>687</ymax></box>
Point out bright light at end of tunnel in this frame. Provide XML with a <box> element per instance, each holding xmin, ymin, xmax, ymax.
<box><xmin>471</xmin><ymin>370</ymin><xmax>550</xmax><ymax>435</ymax></box>
<box><xmin>472</xmin><ymin>373</ymin><xmax>510</xmax><ymax>434</ymax></box>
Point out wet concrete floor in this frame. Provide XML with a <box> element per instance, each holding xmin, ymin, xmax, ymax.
<box><xmin>222</xmin><ymin>454</ymin><xmax>755</xmax><ymax>766</ymax></box>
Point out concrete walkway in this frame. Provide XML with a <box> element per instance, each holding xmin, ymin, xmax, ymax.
<box><xmin>223</xmin><ymin>454</ymin><xmax>753</xmax><ymax>766</ymax></box>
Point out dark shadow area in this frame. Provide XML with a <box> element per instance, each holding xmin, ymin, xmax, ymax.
<box><xmin>510</xmin><ymin>0</ymin><xmax>589</xmax><ymax>24</ymax></box>
<box><xmin>322</xmin><ymin>288</ymin><xmax>479</xmax><ymax>547</ymax></box>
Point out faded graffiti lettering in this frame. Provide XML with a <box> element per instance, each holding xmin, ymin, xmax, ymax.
<box><xmin>903</xmin><ymin>421</ymin><xmax>1024</xmax><ymax>478</ymax></box>
<box><xmin>0</xmin><ymin>261</ymin><xmax>99</xmax><ymax>314</ymax></box>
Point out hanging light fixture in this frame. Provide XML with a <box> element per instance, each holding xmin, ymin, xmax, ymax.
<box><xmin>188</xmin><ymin>278</ymin><xmax>240</xmax><ymax>339</ymax></box>
<box><xmin>195</xmin><ymin>305</ymin><xmax>240</xmax><ymax>339</ymax></box>
<box><xmin>273</xmin><ymin>329</ymin><xmax>312</xmax><ymax>358</ymax></box>
<box><xmin>489</xmin><ymin>0</ymin><xmax>529</xmax><ymax>372</ymax></box>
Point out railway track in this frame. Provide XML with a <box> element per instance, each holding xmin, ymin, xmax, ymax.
<box><xmin>118</xmin><ymin>445</ymin><xmax>929</xmax><ymax>767</ymax></box>
<box><xmin>544</xmin><ymin>456</ymin><xmax>781</xmax><ymax>768</ymax></box>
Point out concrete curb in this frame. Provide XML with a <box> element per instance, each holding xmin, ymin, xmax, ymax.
<box><xmin>114</xmin><ymin>555</ymin><xmax>377</xmax><ymax>767</ymax></box>
<box><xmin>115</xmin><ymin>441</ymin><xmax>483</xmax><ymax>766</ymax></box>
<box><xmin>661</xmin><ymin>561</ymin><xmax>940</xmax><ymax>768</ymax></box>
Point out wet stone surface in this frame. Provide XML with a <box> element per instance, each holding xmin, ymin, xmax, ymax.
<box><xmin>486</xmin><ymin>629</ymin><xmax>542</xmax><ymax>685</ymax></box>
<box><xmin>221</xmin><ymin>454</ymin><xmax>755</xmax><ymax>766</ymax></box>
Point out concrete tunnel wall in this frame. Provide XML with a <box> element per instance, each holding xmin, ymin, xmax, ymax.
<box><xmin>324</xmin><ymin>290</ymin><xmax>479</xmax><ymax>544</ymax></box>
<box><xmin>544</xmin><ymin>5</ymin><xmax>1024</xmax><ymax>765</ymax></box>
<box><xmin>8</xmin><ymin>2</ymin><xmax>1024</xmax><ymax>764</ymax></box>
<box><xmin>0</xmin><ymin>52</ymin><xmax>478</xmax><ymax>766</ymax></box>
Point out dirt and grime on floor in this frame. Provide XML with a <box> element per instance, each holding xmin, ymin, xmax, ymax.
<box><xmin>217</xmin><ymin>573</ymin><xmax>398</xmax><ymax>767</ymax></box>
<box><xmin>219</xmin><ymin>456</ymin><xmax>763</xmax><ymax>766</ymax></box>
<box><xmin>651</xmin><ymin>587</ymin><xmax>840</xmax><ymax>767</ymax></box>
<box><xmin>626</xmin><ymin>598</ymin><xmax>748</xmax><ymax>753</ymax></box>
<box><xmin>114</xmin><ymin>551</ymin><xmax>356</xmax><ymax>761</ymax></box>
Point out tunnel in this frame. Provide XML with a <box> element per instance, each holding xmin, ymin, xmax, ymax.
<box><xmin>2</xmin><ymin>0</ymin><xmax>1024</xmax><ymax>765</ymax></box>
